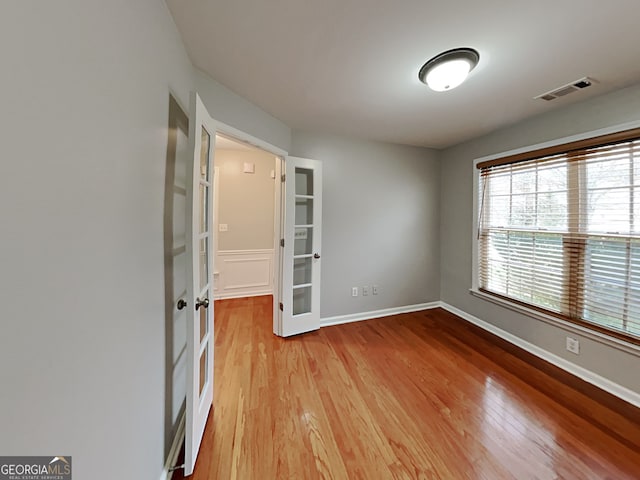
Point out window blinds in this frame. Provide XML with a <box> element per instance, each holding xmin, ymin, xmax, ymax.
<box><xmin>477</xmin><ymin>129</ymin><xmax>640</xmax><ymax>342</ymax></box>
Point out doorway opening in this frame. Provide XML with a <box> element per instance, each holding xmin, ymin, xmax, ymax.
<box><xmin>212</xmin><ymin>134</ymin><xmax>281</xmax><ymax>303</ymax></box>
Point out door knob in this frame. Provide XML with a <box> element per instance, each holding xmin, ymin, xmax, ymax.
<box><xmin>313</xmin><ymin>253</ymin><xmax>321</xmax><ymax>259</ymax></box>
<box><xmin>176</xmin><ymin>299</ymin><xmax>187</xmax><ymax>310</ymax></box>
<box><xmin>195</xmin><ymin>297</ymin><xmax>210</xmax><ymax>310</ymax></box>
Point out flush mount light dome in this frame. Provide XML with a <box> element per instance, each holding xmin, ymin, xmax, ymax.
<box><xmin>418</xmin><ymin>48</ymin><xmax>479</xmax><ymax>92</ymax></box>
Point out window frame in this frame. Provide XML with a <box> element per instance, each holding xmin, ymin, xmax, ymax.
<box><xmin>472</xmin><ymin>120</ymin><xmax>640</xmax><ymax>349</ymax></box>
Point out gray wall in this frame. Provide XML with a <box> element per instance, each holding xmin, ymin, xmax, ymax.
<box><xmin>291</xmin><ymin>131</ymin><xmax>441</xmax><ymax>318</ymax></box>
<box><xmin>440</xmin><ymin>82</ymin><xmax>640</xmax><ymax>394</ymax></box>
<box><xmin>0</xmin><ymin>1</ymin><xmax>192</xmax><ymax>478</ymax></box>
<box><xmin>195</xmin><ymin>69</ymin><xmax>292</xmax><ymax>152</ymax></box>
<box><xmin>216</xmin><ymin>149</ymin><xmax>276</xmax><ymax>250</ymax></box>
<box><xmin>0</xmin><ymin>1</ymin><xmax>290</xmax><ymax>479</ymax></box>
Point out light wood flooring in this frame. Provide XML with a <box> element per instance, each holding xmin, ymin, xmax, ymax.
<box><xmin>174</xmin><ymin>295</ymin><xmax>640</xmax><ymax>479</ymax></box>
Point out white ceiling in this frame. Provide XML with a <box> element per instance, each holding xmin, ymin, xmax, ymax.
<box><xmin>167</xmin><ymin>0</ymin><xmax>640</xmax><ymax>149</ymax></box>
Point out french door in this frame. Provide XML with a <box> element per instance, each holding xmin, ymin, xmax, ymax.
<box><xmin>279</xmin><ymin>156</ymin><xmax>323</xmax><ymax>336</ymax></box>
<box><xmin>185</xmin><ymin>92</ymin><xmax>215</xmax><ymax>476</ymax></box>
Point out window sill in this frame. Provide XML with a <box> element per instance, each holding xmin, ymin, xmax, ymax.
<box><xmin>469</xmin><ymin>288</ymin><xmax>640</xmax><ymax>357</ymax></box>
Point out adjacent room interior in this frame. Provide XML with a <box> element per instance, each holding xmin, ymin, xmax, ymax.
<box><xmin>212</xmin><ymin>134</ymin><xmax>277</xmax><ymax>301</ymax></box>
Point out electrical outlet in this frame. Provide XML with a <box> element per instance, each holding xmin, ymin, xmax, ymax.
<box><xmin>362</xmin><ymin>286</ymin><xmax>369</xmax><ymax>296</ymax></box>
<box><xmin>351</xmin><ymin>287</ymin><xmax>358</xmax><ymax>297</ymax></box>
<box><xmin>219</xmin><ymin>223</ymin><xmax>228</xmax><ymax>232</ymax></box>
<box><xmin>566</xmin><ymin>336</ymin><xmax>580</xmax><ymax>355</ymax></box>
<box><xmin>372</xmin><ymin>285</ymin><xmax>379</xmax><ymax>295</ymax></box>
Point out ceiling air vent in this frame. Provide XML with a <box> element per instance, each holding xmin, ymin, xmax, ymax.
<box><xmin>534</xmin><ymin>77</ymin><xmax>595</xmax><ymax>101</ymax></box>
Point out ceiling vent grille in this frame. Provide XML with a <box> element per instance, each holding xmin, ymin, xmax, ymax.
<box><xmin>535</xmin><ymin>77</ymin><xmax>594</xmax><ymax>101</ymax></box>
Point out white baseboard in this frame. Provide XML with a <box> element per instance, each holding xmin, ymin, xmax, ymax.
<box><xmin>321</xmin><ymin>302</ymin><xmax>440</xmax><ymax>328</ymax></box>
<box><xmin>159</xmin><ymin>411</ymin><xmax>186</xmax><ymax>480</ymax></box>
<box><xmin>215</xmin><ymin>290</ymin><xmax>273</xmax><ymax>300</ymax></box>
<box><xmin>439</xmin><ymin>301</ymin><xmax>640</xmax><ymax>409</ymax></box>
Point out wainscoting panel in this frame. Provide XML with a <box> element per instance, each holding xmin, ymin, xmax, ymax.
<box><xmin>214</xmin><ymin>249</ymin><xmax>274</xmax><ymax>299</ymax></box>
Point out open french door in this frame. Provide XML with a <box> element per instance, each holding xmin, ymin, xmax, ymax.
<box><xmin>185</xmin><ymin>92</ymin><xmax>215</xmax><ymax>476</ymax></box>
<box><xmin>279</xmin><ymin>156</ymin><xmax>323</xmax><ymax>336</ymax></box>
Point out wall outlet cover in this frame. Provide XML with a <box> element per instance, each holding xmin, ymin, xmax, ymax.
<box><xmin>566</xmin><ymin>336</ymin><xmax>580</xmax><ymax>355</ymax></box>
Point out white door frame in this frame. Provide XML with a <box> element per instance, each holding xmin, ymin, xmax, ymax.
<box><xmin>212</xmin><ymin>165</ymin><xmax>220</xmax><ymax>295</ymax></box>
<box><xmin>274</xmin><ymin>156</ymin><xmax>285</xmax><ymax>335</ymax></box>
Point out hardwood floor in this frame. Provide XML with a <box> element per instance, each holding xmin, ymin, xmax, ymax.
<box><xmin>174</xmin><ymin>295</ymin><xmax>640</xmax><ymax>479</ymax></box>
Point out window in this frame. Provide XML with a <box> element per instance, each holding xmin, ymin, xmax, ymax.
<box><xmin>477</xmin><ymin>128</ymin><xmax>640</xmax><ymax>343</ymax></box>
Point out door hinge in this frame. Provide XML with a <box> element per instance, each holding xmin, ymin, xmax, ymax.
<box><xmin>281</xmin><ymin>174</ymin><xmax>286</xmax><ymax>182</ymax></box>
<box><xmin>279</xmin><ymin>302</ymin><xmax>284</xmax><ymax>311</ymax></box>
<box><xmin>280</xmin><ymin>238</ymin><xmax>285</xmax><ymax>247</ymax></box>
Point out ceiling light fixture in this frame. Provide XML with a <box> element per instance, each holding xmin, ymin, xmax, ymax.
<box><xmin>418</xmin><ymin>48</ymin><xmax>479</xmax><ymax>92</ymax></box>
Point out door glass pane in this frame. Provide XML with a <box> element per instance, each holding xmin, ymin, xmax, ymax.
<box><xmin>295</xmin><ymin>197</ymin><xmax>313</xmax><ymax>225</ymax></box>
<box><xmin>293</xmin><ymin>286</ymin><xmax>312</xmax><ymax>315</ymax></box>
<box><xmin>199</xmin><ymin>348</ymin><xmax>207</xmax><ymax>397</ymax></box>
<box><xmin>199</xmin><ymin>238</ymin><xmax>208</xmax><ymax>289</ymax></box>
<box><xmin>200</xmin><ymin>127</ymin><xmax>210</xmax><ymax>181</ymax></box>
<box><xmin>294</xmin><ymin>227</ymin><xmax>313</xmax><ymax>255</ymax></box>
<box><xmin>293</xmin><ymin>257</ymin><xmax>312</xmax><ymax>285</ymax></box>
<box><xmin>295</xmin><ymin>167</ymin><xmax>313</xmax><ymax>195</ymax></box>
<box><xmin>199</xmin><ymin>184</ymin><xmax>208</xmax><ymax>233</ymax></box>
<box><xmin>199</xmin><ymin>295</ymin><xmax>208</xmax><ymax>343</ymax></box>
